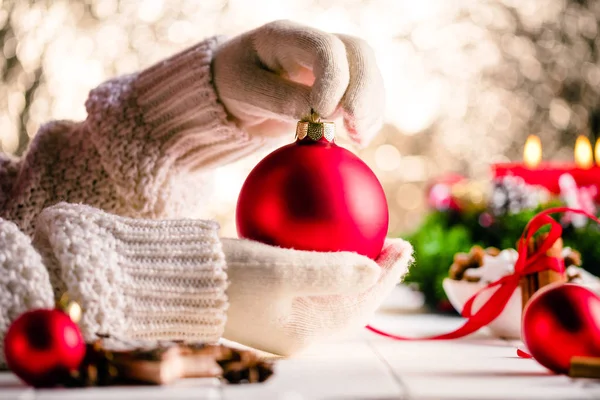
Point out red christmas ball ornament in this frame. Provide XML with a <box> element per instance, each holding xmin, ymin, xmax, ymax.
<box><xmin>236</xmin><ymin>120</ymin><xmax>388</xmax><ymax>259</ymax></box>
<box><xmin>4</xmin><ymin>308</ymin><xmax>86</xmax><ymax>387</ymax></box>
<box><xmin>522</xmin><ymin>283</ymin><xmax>600</xmax><ymax>374</ymax></box>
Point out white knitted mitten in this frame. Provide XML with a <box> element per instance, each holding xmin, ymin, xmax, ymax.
<box><xmin>222</xmin><ymin>238</ymin><xmax>413</xmax><ymax>356</ymax></box>
<box><xmin>213</xmin><ymin>20</ymin><xmax>385</xmax><ymax>146</ymax></box>
<box><xmin>0</xmin><ymin>219</ymin><xmax>54</xmax><ymax>368</ymax></box>
<box><xmin>33</xmin><ymin>203</ymin><xmax>228</xmax><ymax>343</ymax></box>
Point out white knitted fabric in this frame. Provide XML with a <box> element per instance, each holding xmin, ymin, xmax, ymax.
<box><xmin>0</xmin><ymin>218</ymin><xmax>53</xmax><ymax>368</ymax></box>
<box><xmin>0</xmin><ymin>37</ymin><xmax>266</xmax><ymax>236</ymax></box>
<box><xmin>222</xmin><ymin>238</ymin><xmax>413</xmax><ymax>356</ymax></box>
<box><xmin>0</xmin><ymin>21</ymin><xmax>411</xmax><ymax>363</ymax></box>
<box><xmin>33</xmin><ymin>203</ymin><xmax>228</xmax><ymax>343</ymax></box>
<box><xmin>213</xmin><ymin>20</ymin><xmax>385</xmax><ymax>146</ymax></box>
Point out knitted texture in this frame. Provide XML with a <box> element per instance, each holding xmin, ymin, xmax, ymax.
<box><xmin>0</xmin><ymin>37</ymin><xmax>265</xmax><ymax>236</ymax></box>
<box><xmin>213</xmin><ymin>20</ymin><xmax>385</xmax><ymax>145</ymax></box>
<box><xmin>222</xmin><ymin>237</ymin><xmax>414</xmax><ymax>356</ymax></box>
<box><xmin>0</xmin><ymin>218</ymin><xmax>53</xmax><ymax>368</ymax></box>
<box><xmin>33</xmin><ymin>203</ymin><xmax>228</xmax><ymax>343</ymax></box>
<box><xmin>0</xmin><ymin>23</ymin><xmax>407</xmax><ymax>361</ymax></box>
<box><xmin>0</xmin><ymin>154</ymin><xmax>19</xmax><ymax>209</ymax></box>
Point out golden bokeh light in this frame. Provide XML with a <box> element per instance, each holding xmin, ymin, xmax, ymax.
<box><xmin>523</xmin><ymin>135</ymin><xmax>542</xmax><ymax>169</ymax></box>
<box><xmin>375</xmin><ymin>144</ymin><xmax>402</xmax><ymax>172</ymax></box>
<box><xmin>575</xmin><ymin>135</ymin><xmax>593</xmax><ymax>169</ymax></box>
<box><xmin>0</xmin><ymin>0</ymin><xmax>598</xmax><ymax>235</ymax></box>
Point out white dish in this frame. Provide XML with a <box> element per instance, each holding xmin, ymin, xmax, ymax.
<box><xmin>442</xmin><ymin>278</ymin><xmax>522</xmax><ymax>339</ymax></box>
<box><xmin>443</xmin><ymin>277</ymin><xmax>600</xmax><ymax>339</ymax></box>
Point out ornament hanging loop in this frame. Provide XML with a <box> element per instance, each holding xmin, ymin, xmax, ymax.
<box><xmin>308</xmin><ymin>109</ymin><xmax>321</xmax><ymax>123</ymax></box>
<box><xmin>300</xmin><ymin>108</ymin><xmax>321</xmax><ymax>123</ymax></box>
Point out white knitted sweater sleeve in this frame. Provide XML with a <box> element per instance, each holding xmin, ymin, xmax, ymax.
<box><xmin>33</xmin><ymin>203</ymin><xmax>228</xmax><ymax>344</ymax></box>
<box><xmin>83</xmin><ymin>37</ymin><xmax>266</xmax><ymax>216</ymax></box>
<box><xmin>0</xmin><ymin>37</ymin><xmax>268</xmax><ymax>234</ymax></box>
<box><xmin>0</xmin><ymin>202</ymin><xmax>229</xmax><ymax>369</ymax></box>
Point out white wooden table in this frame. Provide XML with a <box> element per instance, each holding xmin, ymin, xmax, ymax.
<box><xmin>2</xmin><ymin>312</ymin><xmax>599</xmax><ymax>399</ymax></box>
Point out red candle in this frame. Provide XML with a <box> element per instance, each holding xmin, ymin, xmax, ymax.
<box><xmin>491</xmin><ymin>135</ymin><xmax>600</xmax><ymax>197</ymax></box>
<box><xmin>492</xmin><ymin>162</ymin><xmax>600</xmax><ymax>194</ymax></box>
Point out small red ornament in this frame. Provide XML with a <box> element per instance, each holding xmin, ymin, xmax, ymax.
<box><xmin>4</xmin><ymin>308</ymin><xmax>86</xmax><ymax>387</ymax></box>
<box><xmin>522</xmin><ymin>283</ymin><xmax>600</xmax><ymax>374</ymax></box>
<box><xmin>236</xmin><ymin>119</ymin><xmax>388</xmax><ymax>259</ymax></box>
<box><xmin>426</xmin><ymin>173</ymin><xmax>465</xmax><ymax>211</ymax></box>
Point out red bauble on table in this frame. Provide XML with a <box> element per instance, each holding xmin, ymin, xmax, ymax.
<box><xmin>522</xmin><ymin>283</ymin><xmax>600</xmax><ymax>374</ymax></box>
<box><xmin>236</xmin><ymin>120</ymin><xmax>388</xmax><ymax>259</ymax></box>
<box><xmin>4</xmin><ymin>309</ymin><xmax>86</xmax><ymax>387</ymax></box>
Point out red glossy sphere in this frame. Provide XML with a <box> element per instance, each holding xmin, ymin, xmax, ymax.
<box><xmin>236</xmin><ymin>139</ymin><xmax>389</xmax><ymax>259</ymax></box>
<box><xmin>4</xmin><ymin>309</ymin><xmax>86</xmax><ymax>387</ymax></box>
<box><xmin>522</xmin><ymin>284</ymin><xmax>600</xmax><ymax>374</ymax></box>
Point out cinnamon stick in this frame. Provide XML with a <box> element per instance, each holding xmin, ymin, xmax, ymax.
<box><xmin>67</xmin><ymin>341</ymin><xmax>274</xmax><ymax>386</ymax></box>
<box><xmin>519</xmin><ymin>233</ymin><xmax>567</xmax><ymax>310</ymax></box>
<box><xmin>569</xmin><ymin>356</ymin><xmax>600</xmax><ymax>378</ymax></box>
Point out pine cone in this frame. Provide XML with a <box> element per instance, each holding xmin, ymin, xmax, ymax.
<box><xmin>490</xmin><ymin>176</ymin><xmax>543</xmax><ymax>215</ymax></box>
<box><xmin>564</xmin><ymin>249</ymin><xmax>582</xmax><ymax>268</ymax></box>
<box><xmin>449</xmin><ymin>245</ymin><xmax>486</xmax><ymax>280</ymax></box>
<box><xmin>449</xmin><ymin>245</ymin><xmax>502</xmax><ymax>282</ymax></box>
<box><xmin>217</xmin><ymin>346</ymin><xmax>274</xmax><ymax>384</ymax></box>
<box><xmin>64</xmin><ymin>341</ymin><xmax>119</xmax><ymax>387</ymax></box>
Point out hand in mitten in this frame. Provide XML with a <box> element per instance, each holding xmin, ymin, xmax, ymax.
<box><xmin>222</xmin><ymin>238</ymin><xmax>413</xmax><ymax>356</ymax></box>
<box><xmin>213</xmin><ymin>20</ymin><xmax>385</xmax><ymax>146</ymax></box>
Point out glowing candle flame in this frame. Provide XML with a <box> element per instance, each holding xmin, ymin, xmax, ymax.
<box><xmin>575</xmin><ymin>135</ymin><xmax>593</xmax><ymax>169</ymax></box>
<box><xmin>523</xmin><ymin>135</ymin><xmax>542</xmax><ymax>168</ymax></box>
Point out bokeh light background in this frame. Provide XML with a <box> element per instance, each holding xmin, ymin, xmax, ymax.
<box><xmin>1</xmin><ymin>0</ymin><xmax>599</xmax><ymax>237</ymax></box>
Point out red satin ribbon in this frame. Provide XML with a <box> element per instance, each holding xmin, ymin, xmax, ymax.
<box><xmin>367</xmin><ymin>207</ymin><xmax>600</xmax><ymax>340</ymax></box>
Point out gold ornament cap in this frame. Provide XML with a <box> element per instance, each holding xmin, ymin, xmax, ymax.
<box><xmin>56</xmin><ymin>292</ymin><xmax>83</xmax><ymax>323</ymax></box>
<box><xmin>296</xmin><ymin>120</ymin><xmax>335</xmax><ymax>142</ymax></box>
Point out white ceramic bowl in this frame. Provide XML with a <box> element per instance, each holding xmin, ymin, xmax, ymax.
<box><xmin>442</xmin><ymin>277</ymin><xmax>600</xmax><ymax>339</ymax></box>
<box><xmin>442</xmin><ymin>278</ymin><xmax>522</xmax><ymax>339</ymax></box>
